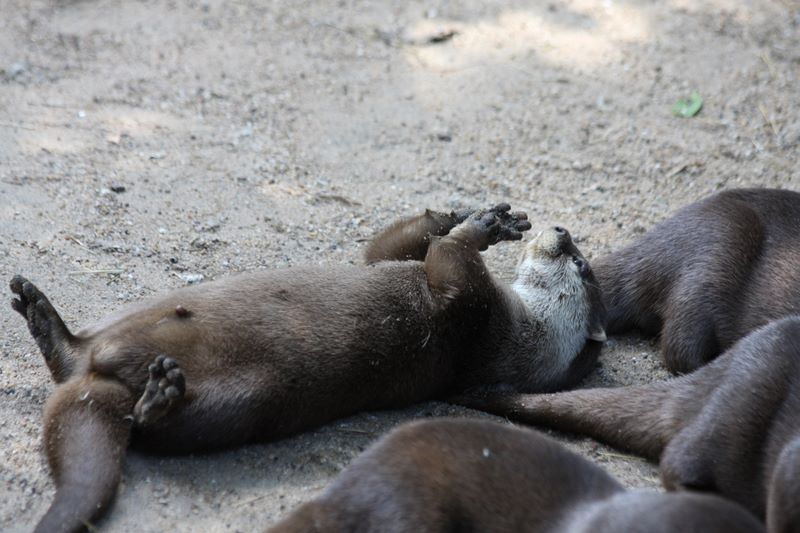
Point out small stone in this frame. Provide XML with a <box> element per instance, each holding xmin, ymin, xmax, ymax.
<box><xmin>9</xmin><ymin>62</ymin><xmax>26</xmax><ymax>77</ymax></box>
<box><xmin>179</xmin><ymin>273</ymin><xmax>204</xmax><ymax>284</ymax></box>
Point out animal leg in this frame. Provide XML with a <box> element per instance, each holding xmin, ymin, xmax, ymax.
<box><xmin>364</xmin><ymin>208</ymin><xmax>471</xmax><ymax>264</ymax></box>
<box><xmin>767</xmin><ymin>436</ymin><xmax>800</xmax><ymax>533</ymax></box>
<box><xmin>659</xmin><ymin>427</ymin><xmax>718</xmax><ymax>493</ymax></box>
<box><xmin>37</xmin><ymin>376</ymin><xmax>133</xmax><ymax>533</ymax></box>
<box><xmin>424</xmin><ymin>204</ymin><xmax>530</xmax><ymax>302</ymax></box>
<box><xmin>450</xmin><ymin>373</ymin><xmax>704</xmax><ymax>462</ymax></box>
<box><xmin>661</xmin><ymin>290</ymin><xmax>720</xmax><ymax>374</ymax></box>
<box><xmin>133</xmin><ymin>354</ymin><xmax>186</xmax><ymax>426</ymax></box>
<box><xmin>10</xmin><ymin>275</ymin><xmax>78</xmax><ymax>383</ymax></box>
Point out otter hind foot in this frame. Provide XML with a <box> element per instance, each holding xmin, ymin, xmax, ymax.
<box><xmin>134</xmin><ymin>355</ymin><xmax>185</xmax><ymax>426</ymax></box>
<box><xmin>10</xmin><ymin>275</ymin><xmax>76</xmax><ymax>382</ymax></box>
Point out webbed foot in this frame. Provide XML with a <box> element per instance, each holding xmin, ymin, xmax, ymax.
<box><xmin>10</xmin><ymin>275</ymin><xmax>76</xmax><ymax>382</ymax></box>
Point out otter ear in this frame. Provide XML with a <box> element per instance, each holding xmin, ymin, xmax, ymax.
<box><xmin>587</xmin><ymin>326</ymin><xmax>607</xmax><ymax>342</ymax></box>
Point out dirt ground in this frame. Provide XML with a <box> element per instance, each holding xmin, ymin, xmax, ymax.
<box><xmin>1</xmin><ymin>0</ymin><xmax>798</xmax><ymax>530</ymax></box>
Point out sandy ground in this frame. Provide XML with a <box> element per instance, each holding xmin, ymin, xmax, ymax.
<box><xmin>1</xmin><ymin>0</ymin><xmax>798</xmax><ymax>530</ymax></box>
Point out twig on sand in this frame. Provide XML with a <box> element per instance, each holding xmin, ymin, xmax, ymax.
<box><xmin>760</xmin><ymin>51</ymin><xmax>777</xmax><ymax>78</ymax></box>
<box><xmin>0</xmin><ymin>120</ymin><xmax>38</xmax><ymax>131</ymax></box>
<box><xmin>68</xmin><ymin>268</ymin><xmax>124</xmax><ymax>276</ymax></box>
<box><xmin>65</xmin><ymin>235</ymin><xmax>96</xmax><ymax>254</ymax></box>
<box><xmin>335</xmin><ymin>427</ymin><xmax>373</xmax><ymax>435</ymax></box>
<box><xmin>758</xmin><ymin>102</ymin><xmax>780</xmax><ymax>138</ymax></box>
<box><xmin>233</xmin><ymin>494</ymin><xmax>271</xmax><ymax>508</ymax></box>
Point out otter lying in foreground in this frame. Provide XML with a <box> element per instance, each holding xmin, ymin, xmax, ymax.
<box><xmin>453</xmin><ymin>316</ymin><xmax>800</xmax><ymax>532</ymax></box>
<box><xmin>10</xmin><ymin>204</ymin><xmax>606</xmax><ymax>533</ymax></box>
<box><xmin>267</xmin><ymin>418</ymin><xmax>764</xmax><ymax>533</ymax></box>
<box><xmin>593</xmin><ymin>188</ymin><xmax>800</xmax><ymax>373</ymax></box>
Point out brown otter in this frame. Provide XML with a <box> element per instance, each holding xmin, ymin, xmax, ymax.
<box><xmin>452</xmin><ymin>316</ymin><xmax>800</xmax><ymax>532</ymax></box>
<box><xmin>10</xmin><ymin>204</ymin><xmax>606</xmax><ymax>533</ymax></box>
<box><xmin>593</xmin><ymin>188</ymin><xmax>800</xmax><ymax>373</ymax></box>
<box><xmin>267</xmin><ymin>418</ymin><xmax>765</xmax><ymax>533</ymax></box>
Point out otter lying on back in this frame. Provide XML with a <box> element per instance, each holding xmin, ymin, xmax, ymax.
<box><xmin>10</xmin><ymin>204</ymin><xmax>605</xmax><ymax>533</ymax></box>
<box><xmin>594</xmin><ymin>188</ymin><xmax>800</xmax><ymax>373</ymax></box>
<box><xmin>267</xmin><ymin>419</ymin><xmax>764</xmax><ymax>533</ymax></box>
<box><xmin>453</xmin><ymin>316</ymin><xmax>800</xmax><ymax>533</ymax></box>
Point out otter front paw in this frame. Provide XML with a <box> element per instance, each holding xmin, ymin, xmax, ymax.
<box><xmin>464</xmin><ymin>204</ymin><xmax>531</xmax><ymax>249</ymax></box>
<box><xmin>488</xmin><ymin>203</ymin><xmax>531</xmax><ymax>244</ymax></box>
<box><xmin>134</xmin><ymin>355</ymin><xmax>185</xmax><ymax>426</ymax></box>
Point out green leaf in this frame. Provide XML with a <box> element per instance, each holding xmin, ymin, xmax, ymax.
<box><xmin>671</xmin><ymin>92</ymin><xmax>703</xmax><ymax>118</ymax></box>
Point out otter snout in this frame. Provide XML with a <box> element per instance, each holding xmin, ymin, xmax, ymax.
<box><xmin>525</xmin><ymin>226</ymin><xmax>591</xmax><ymax>279</ymax></box>
<box><xmin>529</xmin><ymin>226</ymin><xmax>575</xmax><ymax>258</ymax></box>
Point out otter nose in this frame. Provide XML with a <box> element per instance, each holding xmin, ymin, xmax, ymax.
<box><xmin>528</xmin><ymin>225</ymin><xmax>575</xmax><ymax>257</ymax></box>
<box><xmin>552</xmin><ymin>226</ymin><xmax>573</xmax><ymax>248</ymax></box>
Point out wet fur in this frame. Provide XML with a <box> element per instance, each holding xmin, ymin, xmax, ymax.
<box><xmin>267</xmin><ymin>419</ymin><xmax>764</xmax><ymax>533</ymax></box>
<box><xmin>594</xmin><ymin>188</ymin><xmax>800</xmax><ymax>373</ymax></box>
<box><xmin>10</xmin><ymin>206</ymin><xmax>604</xmax><ymax>532</ymax></box>
<box><xmin>452</xmin><ymin>317</ymin><xmax>800</xmax><ymax>532</ymax></box>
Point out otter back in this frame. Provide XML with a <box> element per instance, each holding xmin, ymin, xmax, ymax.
<box><xmin>266</xmin><ymin>419</ymin><xmax>764</xmax><ymax>533</ymax></box>
<box><xmin>594</xmin><ymin>188</ymin><xmax>800</xmax><ymax>373</ymax></box>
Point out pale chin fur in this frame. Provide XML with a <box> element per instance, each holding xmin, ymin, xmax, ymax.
<box><xmin>511</xmin><ymin>253</ymin><xmax>591</xmax><ymax>379</ymax></box>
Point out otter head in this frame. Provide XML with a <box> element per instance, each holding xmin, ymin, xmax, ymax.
<box><xmin>512</xmin><ymin>226</ymin><xmax>607</xmax><ymax>356</ymax></box>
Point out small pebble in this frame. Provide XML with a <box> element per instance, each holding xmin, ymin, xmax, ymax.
<box><xmin>179</xmin><ymin>273</ymin><xmax>204</xmax><ymax>284</ymax></box>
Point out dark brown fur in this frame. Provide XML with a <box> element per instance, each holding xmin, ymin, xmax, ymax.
<box><xmin>594</xmin><ymin>188</ymin><xmax>800</xmax><ymax>373</ymax></box>
<box><xmin>452</xmin><ymin>316</ymin><xmax>800</xmax><ymax>532</ymax></box>
<box><xmin>267</xmin><ymin>419</ymin><xmax>764</xmax><ymax>533</ymax></box>
<box><xmin>10</xmin><ymin>205</ymin><xmax>604</xmax><ymax>532</ymax></box>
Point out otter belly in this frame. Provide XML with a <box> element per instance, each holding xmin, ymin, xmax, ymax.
<box><xmin>83</xmin><ymin>264</ymin><xmax>462</xmax><ymax>452</ymax></box>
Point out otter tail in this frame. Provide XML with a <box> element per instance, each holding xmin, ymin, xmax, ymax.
<box><xmin>37</xmin><ymin>376</ymin><xmax>133</xmax><ymax>533</ymax></box>
<box><xmin>451</xmin><ymin>380</ymin><xmax>692</xmax><ymax>461</ymax></box>
<box><xmin>10</xmin><ymin>275</ymin><xmax>80</xmax><ymax>383</ymax></box>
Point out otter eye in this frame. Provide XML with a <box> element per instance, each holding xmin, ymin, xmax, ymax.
<box><xmin>572</xmin><ymin>256</ymin><xmax>590</xmax><ymax>277</ymax></box>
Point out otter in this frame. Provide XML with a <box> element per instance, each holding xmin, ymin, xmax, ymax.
<box><xmin>267</xmin><ymin>418</ymin><xmax>764</xmax><ymax>533</ymax></box>
<box><xmin>10</xmin><ymin>204</ymin><xmax>606</xmax><ymax>533</ymax></box>
<box><xmin>593</xmin><ymin>188</ymin><xmax>800</xmax><ymax>373</ymax></box>
<box><xmin>452</xmin><ymin>316</ymin><xmax>800</xmax><ymax>532</ymax></box>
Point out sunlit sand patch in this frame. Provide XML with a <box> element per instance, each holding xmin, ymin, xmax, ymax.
<box><xmin>404</xmin><ymin>2</ymin><xmax>651</xmax><ymax>73</ymax></box>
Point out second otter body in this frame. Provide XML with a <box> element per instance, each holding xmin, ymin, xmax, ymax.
<box><xmin>11</xmin><ymin>205</ymin><xmax>605</xmax><ymax>532</ymax></box>
<box><xmin>267</xmin><ymin>419</ymin><xmax>764</xmax><ymax>533</ymax></box>
<box><xmin>454</xmin><ymin>316</ymin><xmax>800</xmax><ymax>532</ymax></box>
<box><xmin>594</xmin><ymin>188</ymin><xmax>800</xmax><ymax>373</ymax></box>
